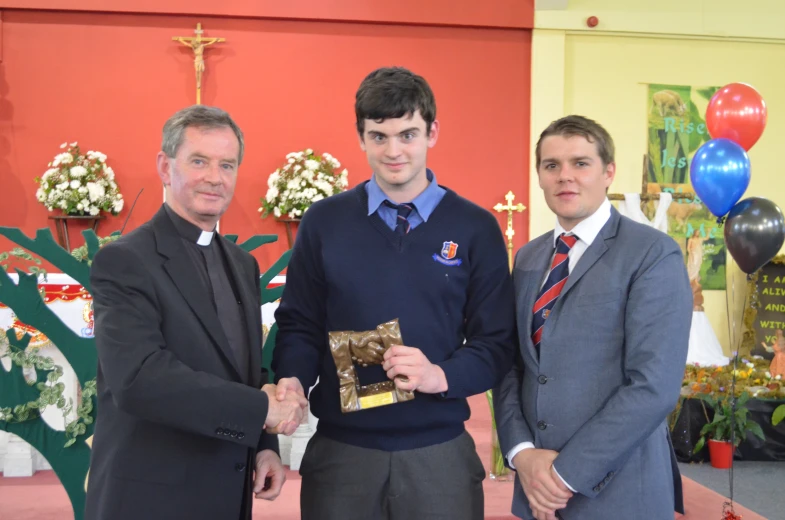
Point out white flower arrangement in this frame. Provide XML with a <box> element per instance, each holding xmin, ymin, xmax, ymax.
<box><xmin>34</xmin><ymin>142</ymin><xmax>124</xmax><ymax>216</ymax></box>
<box><xmin>260</xmin><ymin>149</ymin><xmax>348</xmax><ymax>220</ymax></box>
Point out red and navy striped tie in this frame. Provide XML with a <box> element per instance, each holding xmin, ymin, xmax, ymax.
<box><xmin>531</xmin><ymin>233</ymin><xmax>578</xmax><ymax>349</ymax></box>
<box><xmin>383</xmin><ymin>200</ymin><xmax>414</xmax><ymax>235</ymax></box>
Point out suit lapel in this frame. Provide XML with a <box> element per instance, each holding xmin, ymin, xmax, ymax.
<box><xmin>535</xmin><ymin>208</ymin><xmax>621</xmax><ymax>346</ymax></box>
<box><xmin>514</xmin><ymin>234</ymin><xmax>553</xmax><ymax>366</ymax></box>
<box><xmin>219</xmin><ymin>236</ymin><xmax>263</xmax><ymax>388</ymax></box>
<box><xmin>153</xmin><ymin>208</ymin><xmax>243</xmax><ymax>382</ymax></box>
<box><xmin>558</xmin><ymin>207</ymin><xmax>621</xmax><ymax>301</ymax></box>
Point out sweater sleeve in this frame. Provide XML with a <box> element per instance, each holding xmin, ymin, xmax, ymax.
<box><xmin>437</xmin><ymin>212</ymin><xmax>516</xmax><ymax>398</ymax></box>
<box><xmin>271</xmin><ymin>209</ymin><xmax>325</xmax><ymax>390</ymax></box>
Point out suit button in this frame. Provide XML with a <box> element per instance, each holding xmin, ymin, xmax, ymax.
<box><xmin>231</xmin><ymin>431</ymin><xmax>238</xmax><ymax>438</ymax></box>
<box><xmin>537</xmin><ymin>375</ymin><xmax>547</xmax><ymax>384</ymax></box>
<box><xmin>537</xmin><ymin>420</ymin><xmax>547</xmax><ymax>430</ymax></box>
<box><xmin>593</xmin><ymin>485</ymin><xmax>601</xmax><ymax>492</ymax></box>
<box><xmin>238</xmin><ymin>432</ymin><xmax>245</xmax><ymax>440</ymax></box>
<box><xmin>235</xmin><ymin>463</ymin><xmax>246</xmax><ymax>472</ymax></box>
<box><xmin>216</xmin><ymin>428</ymin><xmax>224</xmax><ymax>435</ymax></box>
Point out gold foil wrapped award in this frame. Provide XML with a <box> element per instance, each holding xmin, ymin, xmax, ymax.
<box><xmin>329</xmin><ymin>319</ymin><xmax>415</xmax><ymax>413</ymax></box>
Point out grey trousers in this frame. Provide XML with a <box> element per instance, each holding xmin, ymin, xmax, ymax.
<box><xmin>299</xmin><ymin>431</ymin><xmax>485</xmax><ymax>520</ymax></box>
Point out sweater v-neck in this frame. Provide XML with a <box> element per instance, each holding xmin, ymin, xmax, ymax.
<box><xmin>352</xmin><ymin>181</ymin><xmax>457</xmax><ymax>251</ymax></box>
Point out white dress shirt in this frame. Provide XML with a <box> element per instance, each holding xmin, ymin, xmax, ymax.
<box><xmin>506</xmin><ymin>198</ymin><xmax>612</xmax><ymax>491</ymax></box>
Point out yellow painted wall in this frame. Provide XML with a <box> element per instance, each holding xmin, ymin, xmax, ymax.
<box><xmin>536</xmin><ymin>0</ymin><xmax>785</xmax><ymax>41</ymax></box>
<box><xmin>529</xmin><ymin>5</ymin><xmax>785</xmax><ymax>355</ymax></box>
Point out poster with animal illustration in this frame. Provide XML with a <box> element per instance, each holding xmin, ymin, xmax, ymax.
<box><xmin>646</xmin><ymin>83</ymin><xmax>725</xmax><ymax>290</ymax></box>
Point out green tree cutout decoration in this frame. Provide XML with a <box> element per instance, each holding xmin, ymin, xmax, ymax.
<box><xmin>0</xmin><ymin>226</ymin><xmax>289</xmax><ymax>520</ymax></box>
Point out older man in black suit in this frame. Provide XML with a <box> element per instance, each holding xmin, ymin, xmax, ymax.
<box><xmin>85</xmin><ymin>105</ymin><xmax>306</xmax><ymax>520</ymax></box>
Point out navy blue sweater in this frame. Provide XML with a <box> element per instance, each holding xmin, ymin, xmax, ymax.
<box><xmin>272</xmin><ymin>182</ymin><xmax>515</xmax><ymax>451</ymax></box>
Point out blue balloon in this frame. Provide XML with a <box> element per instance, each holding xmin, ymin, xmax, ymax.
<box><xmin>690</xmin><ymin>138</ymin><xmax>750</xmax><ymax>217</ymax></box>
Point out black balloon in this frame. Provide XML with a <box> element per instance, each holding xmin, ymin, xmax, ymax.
<box><xmin>724</xmin><ymin>197</ymin><xmax>785</xmax><ymax>274</ymax></box>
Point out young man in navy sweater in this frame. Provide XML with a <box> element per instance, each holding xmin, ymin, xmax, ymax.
<box><xmin>271</xmin><ymin>66</ymin><xmax>516</xmax><ymax>520</ymax></box>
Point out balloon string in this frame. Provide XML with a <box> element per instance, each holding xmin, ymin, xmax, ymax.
<box><xmin>722</xmin><ymin>261</ymin><xmax>735</xmax><ymax>510</ymax></box>
<box><xmin>722</xmin><ymin>262</ymin><xmax>752</xmax><ymax>514</ymax></box>
<box><xmin>724</xmin><ymin>262</ymin><xmax>734</xmax><ymax>367</ymax></box>
<box><xmin>729</xmin><ymin>271</ymin><xmax>736</xmax><ymax>509</ymax></box>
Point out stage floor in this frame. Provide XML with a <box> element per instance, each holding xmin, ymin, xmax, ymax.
<box><xmin>0</xmin><ymin>394</ymin><xmax>768</xmax><ymax>520</ymax></box>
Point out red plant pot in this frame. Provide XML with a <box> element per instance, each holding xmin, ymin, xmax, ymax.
<box><xmin>708</xmin><ymin>439</ymin><xmax>735</xmax><ymax>469</ymax></box>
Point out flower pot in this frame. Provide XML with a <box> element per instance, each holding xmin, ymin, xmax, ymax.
<box><xmin>277</xmin><ymin>217</ymin><xmax>301</xmax><ymax>249</ymax></box>
<box><xmin>47</xmin><ymin>214</ymin><xmax>104</xmax><ymax>251</ymax></box>
<box><xmin>708</xmin><ymin>439</ymin><xmax>735</xmax><ymax>469</ymax></box>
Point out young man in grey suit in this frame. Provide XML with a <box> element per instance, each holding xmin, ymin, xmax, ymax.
<box><xmin>494</xmin><ymin>115</ymin><xmax>692</xmax><ymax>520</ymax></box>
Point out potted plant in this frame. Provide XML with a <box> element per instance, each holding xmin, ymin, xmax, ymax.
<box><xmin>773</xmin><ymin>404</ymin><xmax>785</xmax><ymax>427</ymax></box>
<box><xmin>259</xmin><ymin>148</ymin><xmax>348</xmax><ymax>246</ymax></box>
<box><xmin>693</xmin><ymin>391</ymin><xmax>765</xmax><ymax>468</ymax></box>
<box><xmin>260</xmin><ymin>148</ymin><xmax>348</xmax><ymax>220</ymax></box>
<box><xmin>35</xmin><ymin>142</ymin><xmax>124</xmax><ymax>216</ymax></box>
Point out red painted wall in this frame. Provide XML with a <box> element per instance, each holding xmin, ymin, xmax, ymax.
<box><xmin>0</xmin><ymin>4</ymin><xmax>532</xmax><ymax>271</ymax></box>
<box><xmin>0</xmin><ymin>1</ymin><xmax>533</xmax><ymax>28</ymax></box>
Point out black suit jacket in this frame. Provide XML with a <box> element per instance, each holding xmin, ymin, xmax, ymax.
<box><xmin>85</xmin><ymin>206</ymin><xmax>277</xmax><ymax>520</ymax></box>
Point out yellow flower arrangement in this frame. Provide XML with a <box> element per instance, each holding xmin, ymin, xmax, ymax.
<box><xmin>682</xmin><ymin>357</ymin><xmax>785</xmax><ymax>399</ymax></box>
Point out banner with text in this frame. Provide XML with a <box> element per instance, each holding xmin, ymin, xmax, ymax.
<box><xmin>751</xmin><ymin>260</ymin><xmax>785</xmax><ymax>360</ymax></box>
<box><xmin>647</xmin><ymin>83</ymin><xmax>725</xmax><ymax>290</ymax></box>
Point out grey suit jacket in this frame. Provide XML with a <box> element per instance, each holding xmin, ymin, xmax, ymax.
<box><xmin>494</xmin><ymin>207</ymin><xmax>691</xmax><ymax>520</ymax></box>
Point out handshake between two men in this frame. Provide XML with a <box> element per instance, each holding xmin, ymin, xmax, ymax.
<box><xmin>262</xmin><ymin>377</ymin><xmax>309</xmax><ymax>435</ymax></box>
<box><xmin>262</xmin><ymin>345</ymin><xmax>452</xmax><ymax>435</ymax></box>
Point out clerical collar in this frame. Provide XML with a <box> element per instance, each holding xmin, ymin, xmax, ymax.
<box><xmin>164</xmin><ymin>203</ymin><xmax>215</xmax><ymax>246</ymax></box>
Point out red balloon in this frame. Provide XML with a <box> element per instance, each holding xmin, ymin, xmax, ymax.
<box><xmin>706</xmin><ymin>83</ymin><xmax>767</xmax><ymax>151</ymax></box>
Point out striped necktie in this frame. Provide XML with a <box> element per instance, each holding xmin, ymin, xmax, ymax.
<box><xmin>531</xmin><ymin>233</ymin><xmax>578</xmax><ymax>349</ymax></box>
<box><xmin>382</xmin><ymin>200</ymin><xmax>414</xmax><ymax>235</ymax></box>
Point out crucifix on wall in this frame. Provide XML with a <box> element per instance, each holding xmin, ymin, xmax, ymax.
<box><xmin>493</xmin><ymin>190</ymin><xmax>527</xmax><ymax>271</ymax></box>
<box><xmin>172</xmin><ymin>23</ymin><xmax>225</xmax><ymax>105</ymax></box>
<box><xmin>166</xmin><ymin>24</ymin><xmax>226</xmax><ymax>230</ymax></box>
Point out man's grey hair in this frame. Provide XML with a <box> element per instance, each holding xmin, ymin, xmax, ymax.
<box><xmin>161</xmin><ymin>105</ymin><xmax>245</xmax><ymax>164</ymax></box>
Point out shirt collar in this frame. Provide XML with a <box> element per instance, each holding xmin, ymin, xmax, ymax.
<box><xmin>164</xmin><ymin>203</ymin><xmax>215</xmax><ymax>246</ymax></box>
<box><xmin>366</xmin><ymin>168</ymin><xmax>441</xmax><ymax>221</ymax></box>
<box><xmin>553</xmin><ymin>198</ymin><xmax>611</xmax><ymax>247</ymax></box>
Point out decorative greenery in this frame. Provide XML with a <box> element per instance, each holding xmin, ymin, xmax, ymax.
<box><xmin>1</xmin><ymin>232</ymin><xmax>130</xmax><ymax>447</ymax></box>
<box><xmin>681</xmin><ymin>358</ymin><xmax>785</xmax><ymax>400</ymax></box>
<box><xmin>0</xmin><ymin>328</ymin><xmax>95</xmax><ymax>450</ymax></box>
<box><xmin>0</xmin><ymin>227</ymin><xmax>110</xmax><ymax>520</ymax></box>
<box><xmin>692</xmin><ymin>391</ymin><xmax>766</xmax><ymax>454</ymax></box>
<box><xmin>486</xmin><ymin>389</ymin><xmax>511</xmax><ymax>479</ymax></box>
<box><xmin>1</xmin><ymin>247</ymin><xmax>47</xmax><ymax>280</ymax></box>
<box><xmin>0</xmin><ymin>330</ymin><xmax>94</xmax><ymax>447</ymax></box>
<box><xmin>70</xmin><ymin>233</ymin><xmax>121</xmax><ymax>264</ymax></box>
<box><xmin>260</xmin><ymin>148</ymin><xmax>348</xmax><ymax>220</ymax></box>
<box><xmin>0</xmin><ymin>224</ymin><xmax>291</xmax><ymax>520</ymax></box>
<box><xmin>0</xmin><ymin>330</ymin><xmax>63</xmax><ymax>423</ymax></box>
<box><xmin>773</xmin><ymin>404</ymin><xmax>785</xmax><ymax>427</ymax></box>
<box><xmin>34</xmin><ymin>142</ymin><xmax>123</xmax><ymax>216</ymax></box>
<box><xmin>63</xmin><ymin>379</ymin><xmax>96</xmax><ymax>448</ymax></box>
